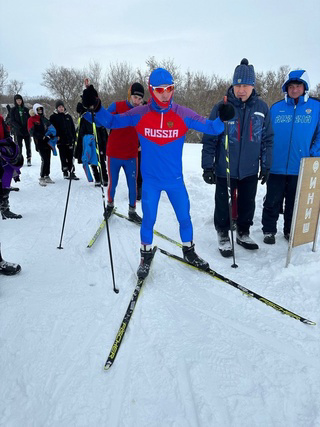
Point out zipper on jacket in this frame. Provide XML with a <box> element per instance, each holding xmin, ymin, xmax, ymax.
<box><xmin>286</xmin><ymin>105</ymin><xmax>296</xmax><ymax>173</ymax></box>
<box><xmin>160</xmin><ymin>112</ymin><xmax>163</xmax><ymax>129</ymax></box>
<box><xmin>237</xmin><ymin>103</ymin><xmax>246</xmax><ymax>178</ymax></box>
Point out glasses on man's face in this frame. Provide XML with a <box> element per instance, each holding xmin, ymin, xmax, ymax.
<box><xmin>152</xmin><ymin>85</ymin><xmax>174</xmax><ymax>94</ymax></box>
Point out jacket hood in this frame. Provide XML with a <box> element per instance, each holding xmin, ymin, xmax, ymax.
<box><xmin>282</xmin><ymin>70</ymin><xmax>310</xmax><ymax>102</ymax></box>
<box><xmin>33</xmin><ymin>103</ymin><xmax>44</xmax><ymax>115</ymax></box>
<box><xmin>14</xmin><ymin>94</ymin><xmax>24</xmax><ymax>106</ymax></box>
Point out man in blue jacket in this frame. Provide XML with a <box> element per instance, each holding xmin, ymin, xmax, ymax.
<box><xmin>262</xmin><ymin>70</ymin><xmax>320</xmax><ymax>244</ymax></box>
<box><xmin>202</xmin><ymin>59</ymin><xmax>273</xmax><ymax>257</ymax></box>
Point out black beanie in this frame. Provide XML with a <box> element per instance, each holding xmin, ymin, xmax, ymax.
<box><xmin>55</xmin><ymin>100</ymin><xmax>65</xmax><ymax>109</ymax></box>
<box><xmin>130</xmin><ymin>82</ymin><xmax>144</xmax><ymax>98</ymax></box>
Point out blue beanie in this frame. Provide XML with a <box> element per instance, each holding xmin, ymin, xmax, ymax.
<box><xmin>233</xmin><ymin>58</ymin><xmax>255</xmax><ymax>86</ymax></box>
<box><xmin>149</xmin><ymin>68</ymin><xmax>174</xmax><ymax>87</ymax></box>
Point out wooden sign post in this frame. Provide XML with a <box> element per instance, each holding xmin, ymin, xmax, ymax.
<box><xmin>286</xmin><ymin>157</ymin><xmax>320</xmax><ymax>267</ymax></box>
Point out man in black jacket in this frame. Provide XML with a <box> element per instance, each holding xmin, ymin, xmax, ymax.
<box><xmin>10</xmin><ymin>94</ymin><xmax>31</xmax><ymax>166</ymax></box>
<box><xmin>201</xmin><ymin>59</ymin><xmax>273</xmax><ymax>257</ymax></box>
<box><xmin>50</xmin><ymin>100</ymin><xmax>79</xmax><ymax>180</ymax></box>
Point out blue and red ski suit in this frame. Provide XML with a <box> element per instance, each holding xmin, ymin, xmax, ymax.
<box><xmin>93</xmin><ymin>99</ymin><xmax>224</xmax><ymax>244</ymax></box>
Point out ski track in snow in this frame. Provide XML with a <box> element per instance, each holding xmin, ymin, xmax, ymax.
<box><xmin>0</xmin><ymin>145</ymin><xmax>320</xmax><ymax>427</ymax></box>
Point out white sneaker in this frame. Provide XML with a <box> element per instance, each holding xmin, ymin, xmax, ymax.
<box><xmin>39</xmin><ymin>177</ymin><xmax>47</xmax><ymax>187</ymax></box>
<box><xmin>44</xmin><ymin>176</ymin><xmax>55</xmax><ymax>184</ymax></box>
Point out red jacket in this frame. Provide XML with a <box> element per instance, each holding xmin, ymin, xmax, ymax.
<box><xmin>106</xmin><ymin>101</ymin><xmax>139</xmax><ymax>159</ymax></box>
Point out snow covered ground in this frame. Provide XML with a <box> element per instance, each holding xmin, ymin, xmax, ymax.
<box><xmin>1</xmin><ymin>143</ymin><xmax>319</xmax><ymax>427</ymax></box>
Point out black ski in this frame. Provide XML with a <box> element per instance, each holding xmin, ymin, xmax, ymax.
<box><xmin>104</xmin><ymin>246</ymin><xmax>157</xmax><ymax>370</ymax></box>
<box><xmin>158</xmin><ymin>247</ymin><xmax>316</xmax><ymax>326</ymax></box>
<box><xmin>114</xmin><ymin>211</ymin><xmax>182</xmax><ymax>248</ymax></box>
<box><xmin>87</xmin><ymin>208</ymin><xmax>116</xmax><ymax>248</ymax></box>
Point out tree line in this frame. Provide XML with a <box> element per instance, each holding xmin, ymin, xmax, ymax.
<box><xmin>1</xmin><ymin>58</ymin><xmax>319</xmax><ymax>143</ymax></box>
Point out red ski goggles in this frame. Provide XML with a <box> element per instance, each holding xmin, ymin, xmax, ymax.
<box><xmin>151</xmin><ymin>84</ymin><xmax>175</xmax><ymax>94</ymax></box>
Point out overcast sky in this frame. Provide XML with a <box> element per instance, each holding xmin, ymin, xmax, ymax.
<box><xmin>1</xmin><ymin>0</ymin><xmax>319</xmax><ymax>97</ymax></box>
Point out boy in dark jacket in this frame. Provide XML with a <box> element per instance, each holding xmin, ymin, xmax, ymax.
<box><xmin>50</xmin><ymin>101</ymin><xmax>79</xmax><ymax>180</ymax></box>
<box><xmin>202</xmin><ymin>59</ymin><xmax>273</xmax><ymax>257</ymax></box>
<box><xmin>10</xmin><ymin>94</ymin><xmax>31</xmax><ymax>166</ymax></box>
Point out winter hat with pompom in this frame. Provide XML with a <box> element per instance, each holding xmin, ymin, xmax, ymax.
<box><xmin>233</xmin><ymin>58</ymin><xmax>255</xmax><ymax>86</ymax></box>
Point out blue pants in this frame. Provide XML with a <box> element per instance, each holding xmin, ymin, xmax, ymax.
<box><xmin>141</xmin><ymin>179</ymin><xmax>193</xmax><ymax>245</ymax></box>
<box><xmin>107</xmin><ymin>157</ymin><xmax>137</xmax><ymax>206</ymax></box>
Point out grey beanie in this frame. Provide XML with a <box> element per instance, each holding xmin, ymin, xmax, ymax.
<box><xmin>233</xmin><ymin>58</ymin><xmax>255</xmax><ymax>86</ymax></box>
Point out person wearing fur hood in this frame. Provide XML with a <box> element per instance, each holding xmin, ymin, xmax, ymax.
<box><xmin>27</xmin><ymin>104</ymin><xmax>55</xmax><ymax>186</ymax></box>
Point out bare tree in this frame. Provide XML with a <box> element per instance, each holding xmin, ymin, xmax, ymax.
<box><xmin>256</xmin><ymin>65</ymin><xmax>290</xmax><ymax>106</ymax></box>
<box><xmin>42</xmin><ymin>65</ymin><xmax>86</xmax><ymax>117</ymax></box>
<box><xmin>7</xmin><ymin>79</ymin><xmax>24</xmax><ymax>96</ymax></box>
<box><xmin>101</xmin><ymin>62</ymin><xmax>138</xmax><ymax>105</ymax></box>
<box><xmin>0</xmin><ymin>64</ymin><xmax>8</xmax><ymax>96</ymax></box>
<box><xmin>84</xmin><ymin>61</ymin><xmax>103</xmax><ymax>93</ymax></box>
<box><xmin>310</xmin><ymin>83</ymin><xmax>320</xmax><ymax>99</ymax></box>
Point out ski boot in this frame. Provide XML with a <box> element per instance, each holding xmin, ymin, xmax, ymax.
<box><xmin>236</xmin><ymin>231</ymin><xmax>259</xmax><ymax>250</ymax></box>
<box><xmin>0</xmin><ymin>259</ymin><xmax>21</xmax><ymax>276</ymax></box>
<box><xmin>128</xmin><ymin>206</ymin><xmax>142</xmax><ymax>224</ymax></box>
<box><xmin>182</xmin><ymin>243</ymin><xmax>209</xmax><ymax>270</ymax></box>
<box><xmin>105</xmin><ymin>203</ymin><xmax>114</xmax><ymax>220</ymax></box>
<box><xmin>217</xmin><ymin>230</ymin><xmax>233</xmax><ymax>258</ymax></box>
<box><xmin>137</xmin><ymin>246</ymin><xmax>155</xmax><ymax>279</ymax></box>
<box><xmin>27</xmin><ymin>157</ymin><xmax>32</xmax><ymax>167</ymax></box>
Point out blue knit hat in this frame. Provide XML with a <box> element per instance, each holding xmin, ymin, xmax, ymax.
<box><xmin>149</xmin><ymin>68</ymin><xmax>174</xmax><ymax>87</ymax></box>
<box><xmin>233</xmin><ymin>58</ymin><xmax>255</xmax><ymax>86</ymax></box>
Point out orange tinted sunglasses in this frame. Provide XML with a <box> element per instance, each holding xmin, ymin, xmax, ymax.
<box><xmin>152</xmin><ymin>84</ymin><xmax>174</xmax><ymax>94</ymax></box>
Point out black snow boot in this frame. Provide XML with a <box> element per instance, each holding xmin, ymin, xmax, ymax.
<box><xmin>217</xmin><ymin>230</ymin><xmax>233</xmax><ymax>258</ymax></box>
<box><xmin>128</xmin><ymin>206</ymin><xmax>142</xmax><ymax>224</ymax></box>
<box><xmin>69</xmin><ymin>171</ymin><xmax>79</xmax><ymax>180</ymax></box>
<box><xmin>182</xmin><ymin>243</ymin><xmax>209</xmax><ymax>270</ymax></box>
<box><xmin>0</xmin><ymin>259</ymin><xmax>21</xmax><ymax>275</ymax></box>
<box><xmin>137</xmin><ymin>247</ymin><xmax>155</xmax><ymax>279</ymax></box>
<box><xmin>263</xmin><ymin>233</ymin><xmax>276</xmax><ymax>245</ymax></box>
<box><xmin>236</xmin><ymin>231</ymin><xmax>259</xmax><ymax>250</ymax></box>
<box><xmin>0</xmin><ymin>190</ymin><xmax>22</xmax><ymax>220</ymax></box>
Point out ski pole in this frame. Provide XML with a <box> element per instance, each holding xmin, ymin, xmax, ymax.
<box><xmin>223</xmin><ymin>96</ymin><xmax>238</xmax><ymax>268</ymax></box>
<box><xmin>84</xmin><ymin>77</ymin><xmax>118</xmax><ymax>294</ymax></box>
<box><xmin>57</xmin><ymin>175</ymin><xmax>73</xmax><ymax>249</ymax></box>
<box><xmin>91</xmin><ymin>112</ymin><xmax>118</xmax><ymax>294</ymax></box>
<box><xmin>57</xmin><ymin>118</ymin><xmax>81</xmax><ymax>249</ymax></box>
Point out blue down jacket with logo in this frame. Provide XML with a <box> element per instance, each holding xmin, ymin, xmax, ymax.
<box><xmin>270</xmin><ymin>95</ymin><xmax>320</xmax><ymax>175</ymax></box>
<box><xmin>201</xmin><ymin>86</ymin><xmax>273</xmax><ymax>180</ymax></box>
